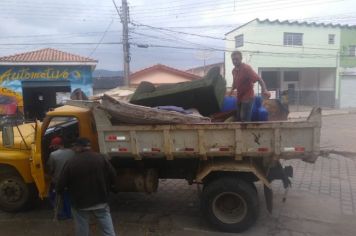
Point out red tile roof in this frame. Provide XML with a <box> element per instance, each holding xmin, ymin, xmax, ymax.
<box><xmin>0</xmin><ymin>48</ymin><xmax>97</xmax><ymax>63</ymax></box>
<box><xmin>130</xmin><ymin>64</ymin><xmax>201</xmax><ymax>81</ymax></box>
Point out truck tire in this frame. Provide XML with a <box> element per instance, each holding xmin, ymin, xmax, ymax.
<box><xmin>201</xmin><ymin>177</ymin><xmax>259</xmax><ymax>233</ymax></box>
<box><xmin>0</xmin><ymin>173</ymin><xmax>33</xmax><ymax>212</ymax></box>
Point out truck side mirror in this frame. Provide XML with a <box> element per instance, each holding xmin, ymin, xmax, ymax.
<box><xmin>2</xmin><ymin>125</ymin><xmax>14</xmax><ymax>147</ymax></box>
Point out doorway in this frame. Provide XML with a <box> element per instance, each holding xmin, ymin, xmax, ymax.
<box><xmin>22</xmin><ymin>80</ymin><xmax>71</xmax><ymax>121</ymax></box>
<box><xmin>283</xmin><ymin>71</ymin><xmax>299</xmax><ymax>105</ymax></box>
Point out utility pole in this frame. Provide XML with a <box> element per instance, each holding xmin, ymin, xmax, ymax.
<box><xmin>121</xmin><ymin>0</ymin><xmax>130</xmax><ymax>86</ymax></box>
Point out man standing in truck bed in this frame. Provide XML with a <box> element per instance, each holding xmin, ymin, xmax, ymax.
<box><xmin>56</xmin><ymin>137</ymin><xmax>117</xmax><ymax>236</ymax></box>
<box><xmin>229</xmin><ymin>50</ymin><xmax>271</xmax><ymax>121</ymax></box>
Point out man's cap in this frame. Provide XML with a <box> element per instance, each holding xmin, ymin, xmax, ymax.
<box><xmin>72</xmin><ymin>137</ymin><xmax>91</xmax><ymax>147</ymax></box>
<box><xmin>50</xmin><ymin>136</ymin><xmax>63</xmax><ymax>147</ymax></box>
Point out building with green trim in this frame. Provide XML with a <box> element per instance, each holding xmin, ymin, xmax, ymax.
<box><xmin>225</xmin><ymin>19</ymin><xmax>356</xmax><ymax>108</ymax></box>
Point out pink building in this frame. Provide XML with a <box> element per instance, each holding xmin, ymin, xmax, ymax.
<box><xmin>130</xmin><ymin>64</ymin><xmax>201</xmax><ymax>86</ymax></box>
<box><xmin>186</xmin><ymin>62</ymin><xmax>225</xmax><ymax>77</ymax></box>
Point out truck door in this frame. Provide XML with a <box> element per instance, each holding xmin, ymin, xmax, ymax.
<box><xmin>30</xmin><ymin>120</ymin><xmax>48</xmax><ymax>198</ymax></box>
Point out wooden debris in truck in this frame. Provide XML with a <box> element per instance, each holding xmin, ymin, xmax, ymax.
<box><xmin>100</xmin><ymin>94</ymin><xmax>211</xmax><ymax>124</ymax></box>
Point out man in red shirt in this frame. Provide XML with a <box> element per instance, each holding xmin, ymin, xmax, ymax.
<box><xmin>228</xmin><ymin>51</ymin><xmax>270</xmax><ymax>121</ymax></box>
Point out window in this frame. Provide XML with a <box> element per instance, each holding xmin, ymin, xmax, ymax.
<box><xmin>47</xmin><ymin>116</ymin><xmax>77</xmax><ymax>128</ymax></box>
<box><xmin>235</xmin><ymin>34</ymin><xmax>244</xmax><ymax>48</ymax></box>
<box><xmin>349</xmin><ymin>45</ymin><xmax>356</xmax><ymax>57</ymax></box>
<box><xmin>283</xmin><ymin>32</ymin><xmax>303</xmax><ymax>46</ymax></box>
<box><xmin>328</xmin><ymin>34</ymin><xmax>335</xmax><ymax>44</ymax></box>
<box><xmin>283</xmin><ymin>71</ymin><xmax>299</xmax><ymax>82</ymax></box>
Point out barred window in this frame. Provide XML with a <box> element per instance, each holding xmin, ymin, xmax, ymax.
<box><xmin>328</xmin><ymin>34</ymin><xmax>335</xmax><ymax>44</ymax></box>
<box><xmin>235</xmin><ymin>34</ymin><xmax>244</xmax><ymax>48</ymax></box>
<box><xmin>284</xmin><ymin>32</ymin><xmax>303</xmax><ymax>46</ymax></box>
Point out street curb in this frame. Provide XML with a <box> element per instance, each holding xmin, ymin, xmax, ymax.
<box><xmin>289</xmin><ymin>109</ymin><xmax>356</xmax><ymax>119</ymax></box>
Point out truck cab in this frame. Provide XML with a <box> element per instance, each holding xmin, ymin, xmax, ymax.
<box><xmin>0</xmin><ymin>105</ymin><xmax>95</xmax><ymax>212</ymax></box>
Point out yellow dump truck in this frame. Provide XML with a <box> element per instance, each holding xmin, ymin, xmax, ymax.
<box><xmin>0</xmin><ymin>99</ymin><xmax>321</xmax><ymax>232</ymax></box>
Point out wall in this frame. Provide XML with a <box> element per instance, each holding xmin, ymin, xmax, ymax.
<box><xmin>299</xmin><ymin>68</ymin><xmax>336</xmax><ymax>107</ymax></box>
<box><xmin>0</xmin><ymin>65</ymin><xmax>93</xmax><ymax>114</ymax></box>
<box><xmin>299</xmin><ymin>68</ymin><xmax>335</xmax><ymax>90</ymax></box>
<box><xmin>340</xmin><ymin>28</ymin><xmax>356</xmax><ymax>68</ymax></box>
<box><xmin>259</xmin><ymin>67</ymin><xmax>336</xmax><ymax>107</ymax></box>
<box><xmin>130</xmin><ymin>71</ymin><xmax>195</xmax><ymax>85</ymax></box>
<box><xmin>186</xmin><ymin>63</ymin><xmax>225</xmax><ymax>77</ymax></box>
<box><xmin>225</xmin><ymin>20</ymin><xmax>341</xmax><ymax>87</ymax></box>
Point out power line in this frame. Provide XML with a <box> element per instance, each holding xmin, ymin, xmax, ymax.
<box><xmin>0</xmin><ymin>0</ymin><xmax>344</xmax><ymax>22</ymax></box>
<box><xmin>132</xmin><ymin>21</ymin><xmax>342</xmax><ymax>51</ymax></box>
<box><xmin>0</xmin><ymin>31</ymin><xmax>122</xmax><ymax>40</ymax></box>
<box><xmin>88</xmin><ymin>19</ymin><xmax>115</xmax><ymax>57</ymax></box>
<box><xmin>132</xmin><ymin>42</ymin><xmax>350</xmax><ymax>58</ymax></box>
<box><xmin>0</xmin><ymin>14</ymin><xmax>119</xmax><ymax>22</ymax></box>
<box><xmin>130</xmin><ymin>0</ymin><xmax>342</xmax><ymax>18</ymax></box>
<box><xmin>132</xmin><ymin>1</ymin><xmax>348</xmax><ymax>26</ymax></box>
<box><xmin>0</xmin><ymin>0</ymin><xmax>117</xmax><ymax>12</ymax></box>
<box><xmin>132</xmin><ymin>21</ymin><xmax>226</xmax><ymax>40</ymax></box>
<box><xmin>131</xmin><ymin>0</ymin><xmax>321</xmax><ymax>13</ymax></box>
<box><xmin>131</xmin><ymin>31</ymin><xmax>221</xmax><ymax>51</ymax></box>
<box><xmin>0</xmin><ymin>42</ymin><xmax>123</xmax><ymax>46</ymax></box>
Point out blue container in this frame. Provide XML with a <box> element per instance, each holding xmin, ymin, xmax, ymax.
<box><xmin>257</xmin><ymin>107</ymin><xmax>269</xmax><ymax>121</ymax></box>
<box><xmin>221</xmin><ymin>96</ymin><xmax>268</xmax><ymax>121</ymax></box>
<box><xmin>254</xmin><ymin>96</ymin><xmax>263</xmax><ymax>109</ymax></box>
<box><xmin>251</xmin><ymin>96</ymin><xmax>268</xmax><ymax>121</ymax></box>
<box><xmin>221</xmin><ymin>96</ymin><xmax>237</xmax><ymax>112</ymax></box>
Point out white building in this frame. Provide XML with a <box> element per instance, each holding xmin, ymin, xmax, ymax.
<box><xmin>225</xmin><ymin>19</ymin><xmax>356</xmax><ymax>108</ymax></box>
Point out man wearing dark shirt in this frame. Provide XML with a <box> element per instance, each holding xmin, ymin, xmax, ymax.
<box><xmin>229</xmin><ymin>50</ymin><xmax>271</xmax><ymax>121</ymax></box>
<box><xmin>56</xmin><ymin>138</ymin><xmax>117</xmax><ymax>236</ymax></box>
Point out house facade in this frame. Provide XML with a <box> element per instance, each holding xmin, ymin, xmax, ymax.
<box><xmin>0</xmin><ymin>48</ymin><xmax>97</xmax><ymax>119</ymax></box>
<box><xmin>225</xmin><ymin>19</ymin><xmax>356</xmax><ymax>108</ymax></box>
<box><xmin>186</xmin><ymin>62</ymin><xmax>225</xmax><ymax>77</ymax></box>
<box><xmin>130</xmin><ymin>64</ymin><xmax>201</xmax><ymax>86</ymax></box>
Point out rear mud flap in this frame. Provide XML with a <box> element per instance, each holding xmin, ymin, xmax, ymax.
<box><xmin>264</xmin><ymin>185</ymin><xmax>273</xmax><ymax>213</ymax></box>
<box><xmin>264</xmin><ymin>162</ymin><xmax>293</xmax><ymax>213</ymax></box>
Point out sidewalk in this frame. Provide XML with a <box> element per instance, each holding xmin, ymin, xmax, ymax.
<box><xmin>289</xmin><ymin>107</ymin><xmax>356</xmax><ymax>119</ymax></box>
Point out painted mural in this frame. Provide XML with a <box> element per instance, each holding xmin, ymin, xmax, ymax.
<box><xmin>0</xmin><ymin>66</ymin><xmax>93</xmax><ymax>115</ymax></box>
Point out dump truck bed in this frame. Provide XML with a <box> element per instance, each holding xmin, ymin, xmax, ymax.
<box><xmin>92</xmin><ymin>105</ymin><xmax>321</xmax><ymax>162</ymax></box>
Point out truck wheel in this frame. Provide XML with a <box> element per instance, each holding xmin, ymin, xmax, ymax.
<box><xmin>201</xmin><ymin>177</ymin><xmax>259</xmax><ymax>233</ymax></box>
<box><xmin>0</xmin><ymin>174</ymin><xmax>32</xmax><ymax>212</ymax></box>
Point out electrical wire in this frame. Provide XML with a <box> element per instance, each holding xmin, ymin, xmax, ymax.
<box><xmin>131</xmin><ymin>0</ymin><xmax>343</xmax><ymax>19</ymax></box>
<box><xmin>131</xmin><ymin>31</ymin><xmax>221</xmax><ymax>51</ymax></box>
<box><xmin>0</xmin><ymin>42</ymin><xmax>122</xmax><ymax>46</ymax></box>
<box><xmin>131</xmin><ymin>42</ymin><xmax>350</xmax><ymax>58</ymax></box>
<box><xmin>130</xmin><ymin>0</ymin><xmax>336</xmax><ymax>13</ymax></box>
<box><xmin>132</xmin><ymin>21</ymin><xmax>343</xmax><ymax>51</ymax></box>
<box><xmin>88</xmin><ymin>19</ymin><xmax>115</xmax><ymax>57</ymax></box>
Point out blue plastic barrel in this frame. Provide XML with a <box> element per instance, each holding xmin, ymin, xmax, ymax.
<box><xmin>221</xmin><ymin>96</ymin><xmax>237</xmax><ymax>112</ymax></box>
<box><xmin>251</xmin><ymin>96</ymin><xmax>268</xmax><ymax>121</ymax></box>
<box><xmin>258</xmin><ymin>107</ymin><xmax>269</xmax><ymax>121</ymax></box>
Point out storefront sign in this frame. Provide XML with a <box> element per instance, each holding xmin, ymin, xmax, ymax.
<box><xmin>0</xmin><ymin>67</ymin><xmax>82</xmax><ymax>82</ymax></box>
<box><xmin>0</xmin><ymin>65</ymin><xmax>93</xmax><ymax>115</ymax></box>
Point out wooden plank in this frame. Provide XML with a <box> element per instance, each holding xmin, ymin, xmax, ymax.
<box><xmin>198</xmin><ymin>130</ymin><xmax>207</xmax><ymax>160</ymax></box>
<box><xmin>130</xmin><ymin>130</ymin><xmax>141</xmax><ymax>160</ymax></box>
<box><xmin>163</xmin><ymin>129</ymin><xmax>173</xmax><ymax>160</ymax></box>
<box><xmin>274</xmin><ymin>128</ymin><xmax>281</xmax><ymax>157</ymax></box>
<box><xmin>97</xmin><ymin>130</ymin><xmax>107</xmax><ymax>154</ymax></box>
<box><xmin>313</xmin><ymin>127</ymin><xmax>321</xmax><ymax>154</ymax></box>
<box><xmin>235</xmin><ymin>129</ymin><xmax>243</xmax><ymax>160</ymax></box>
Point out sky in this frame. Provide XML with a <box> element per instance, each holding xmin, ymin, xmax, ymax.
<box><xmin>0</xmin><ymin>0</ymin><xmax>355</xmax><ymax>72</ymax></box>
